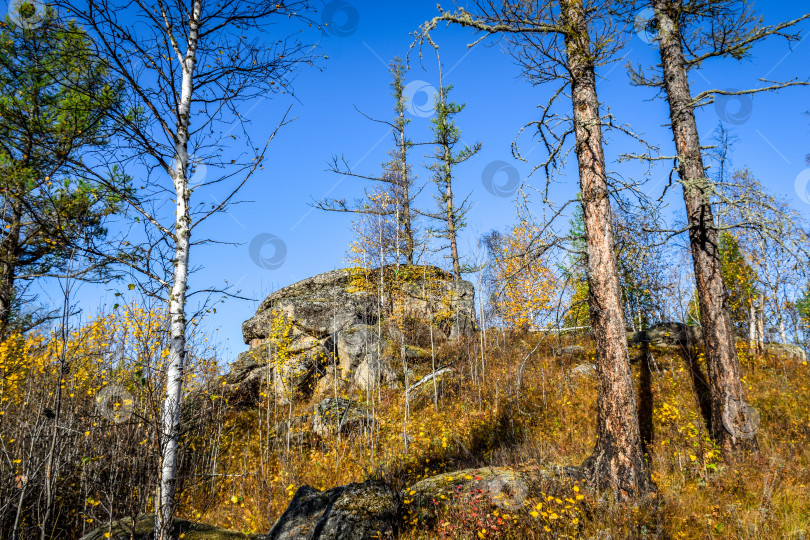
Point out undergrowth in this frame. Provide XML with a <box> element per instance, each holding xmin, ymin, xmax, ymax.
<box><xmin>186</xmin><ymin>331</ymin><xmax>810</xmax><ymax>539</ymax></box>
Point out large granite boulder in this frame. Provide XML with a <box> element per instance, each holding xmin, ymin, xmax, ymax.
<box><xmin>264</xmin><ymin>480</ymin><xmax>400</xmax><ymax>540</ymax></box>
<box><xmin>229</xmin><ymin>266</ymin><xmax>475</xmax><ymax>404</ymax></box>
<box><xmin>262</xmin><ymin>466</ymin><xmax>566</xmax><ymax>539</ymax></box>
<box><xmin>243</xmin><ymin>269</ymin><xmax>377</xmax><ymax>344</ymax></box>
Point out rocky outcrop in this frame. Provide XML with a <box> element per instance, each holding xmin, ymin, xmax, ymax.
<box><xmin>628</xmin><ymin>322</ymin><xmax>702</xmax><ymax>348</ymax></box>
<box><xmin>263</xmin><ymin>466</ymin><xmax>566</xmax><ymax>539</ymax></box>
<box><xmin>227</xmin><ymin>266</ymin><xmax>475</xmax><ymax>405</ymax></box>
<box><xmin>242</xmin><ymin>267</ymin><xmax>474</xmax><ymax>345</ymax></box>
<box><xmin>407</xmin><ymin>467</ymin><xmax>531</xmax><ymax>512</ymax></box>
<box><xmin>627</xmin><ymin>323</ymin><xmax>808</xmax><ymax>364</ymax></box>
<box><xmin>265</xmin><ymin>481</ymin><xmax>400</xmax><ymax>540</ymax></box>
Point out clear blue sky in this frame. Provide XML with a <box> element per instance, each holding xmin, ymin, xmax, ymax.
<box><xmin>35</xmin><ymin>0</ymin><xmax>810</xmax><ymax>361</ymax></box>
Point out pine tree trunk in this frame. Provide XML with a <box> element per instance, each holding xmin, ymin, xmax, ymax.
<box><xmin>0</xmin><ymin>201</ymin><xmax>22</xmax><ymax>336</ymax></box>
<box><xmin>563</xmin><ymin>0</ymin><xmax>655</xmax><ymax>500</ymax></box>
<box><xmin>653</xmin><ymin>0</ymin><xmax>759</xmax><ymax>456</ymax></box>
<box><xmin>156</xmin><ymin>3</ymin><xmax>200</xmax><ymax>537</ymax></box>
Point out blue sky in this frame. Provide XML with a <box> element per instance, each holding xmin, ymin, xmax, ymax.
<box><xmin>30</xmin><ymin>0</ymin><xmax>810</xmax><ymax>361</ymax></box>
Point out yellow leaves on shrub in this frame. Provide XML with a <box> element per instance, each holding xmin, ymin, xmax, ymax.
<box><xmin>489</xmin><ymin>222</ymin><xmax>558</xmax><ymax>331</ymax></box>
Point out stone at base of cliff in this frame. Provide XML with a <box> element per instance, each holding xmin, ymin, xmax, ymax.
<box><xmin>264</xmin><ymin>480</ymin><xmax>400</xmax><ymax>540</ymax></box>
<box><xmin>312</xmin><ymin>397</ymin><xmax>376</xmax><ymax>437</ymax></box>
<box><xmin>79</xmin><ymin>515</ymin><xmax>257</xmax><ymax>540</ymax></box>
<box><xmin>763</xmin><ymin>342</ymin><xmax>807</xmax><ymax>363</ymax></box>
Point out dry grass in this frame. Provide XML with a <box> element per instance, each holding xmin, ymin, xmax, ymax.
<box><xmin>187</xmin><ymin>331</ymin><xmax>810</xmax><ymax>539</ymax></box>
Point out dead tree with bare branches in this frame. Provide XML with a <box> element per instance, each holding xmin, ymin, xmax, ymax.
<box><xmin>417</xmin><ymin>0</ymin><xmax>656</xmax><ymax>501</ymax></box>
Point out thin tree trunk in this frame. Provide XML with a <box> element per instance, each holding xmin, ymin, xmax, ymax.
<box><xmin>749</xmin><ymin>299</ymin><xmax>757</xmax><ymax>352</ymax></box>
<box><xmin>563</xmin><ymin>0</ymin><xmax>654</xmax><ymax>500</ymax></box>
<box><xmin>156</xmin><ymin>3</ymin><xmax>200</xmax><ymax>538</ymax></box>
<box><xmin>40</xmin><ymin>350</ymin><xmax>64</xmax><ymax>540</ymax></box>
<box><xmin>653</xmin><ymin>0</ymin><xmax>759</xmax><ymax>456</ymax></box>
<box><xmin>446</xmin><ymin>178</ymin><xmax>461</xmax><ymax>279</ymax></box>
<box><xmin>398</xmin><ymin>111</ymin><xmax>415</xmax><ymax>265</ymax></box>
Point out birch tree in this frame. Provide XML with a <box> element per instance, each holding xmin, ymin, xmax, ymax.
<box><xmin>623</xmin><ymin>0</ymin><xmax>809</xmax><ymax>456</ymax></box>
<box><xmin>418</xmin><ymin>0</ymin><xmax>656</xmax><ymax>500</ymax></box>
<box><xmin>54</xmin><ymin>0</ymin><xmax>317</xmax><ymax>537</ymax></box>
<box><xmin>717</xmin><ymin>170</ymin><xmax>809</xmax><ymax>345</ymax></box>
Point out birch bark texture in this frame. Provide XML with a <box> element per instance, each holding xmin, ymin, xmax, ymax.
<box><xmin>157</xmin><ymin>1</ymin><xmax>200</xmax><ymax>535</ymax></box>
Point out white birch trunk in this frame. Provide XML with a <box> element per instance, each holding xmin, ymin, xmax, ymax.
<box><xmin>748</xmin><ymin>300</ymin><xmax>756</xmax><ymax>351</ymax></box>
<box><xmin>156</xmin><ymin>2</ymin><xmax>201</xmax><ymax>538</ymax></box>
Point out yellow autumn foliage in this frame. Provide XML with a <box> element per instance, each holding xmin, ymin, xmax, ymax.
<box><xmin>489</xmin><ymin>223</ymin><xmax>559</xmax><ymax>331</ymax></box>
